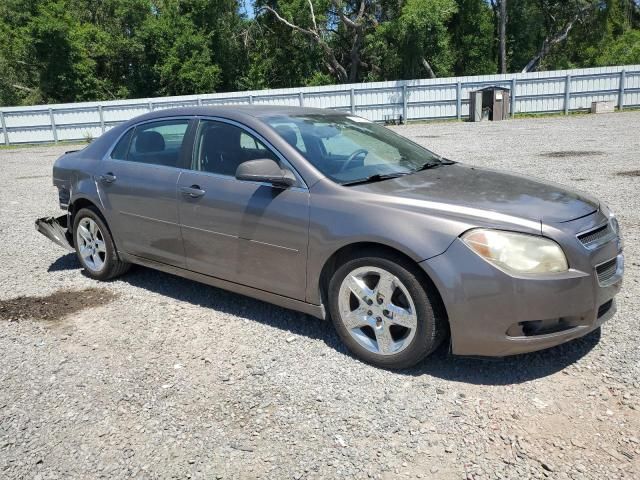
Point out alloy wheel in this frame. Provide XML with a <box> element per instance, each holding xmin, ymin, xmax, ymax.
<box><xmin>337</xmin><ymin>266</ymin><xmax>418</xmax><ymax>356</ymax></box>
<box><xmin>76</xmin><ymin>217</ymin><xmax>107</xmax><ymax>273</ymax></box>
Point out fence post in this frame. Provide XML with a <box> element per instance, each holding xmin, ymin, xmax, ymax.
<box><xmin>0</xmin><ymin>111</ymin><xmax>9</xmax><ymax>146</ymax></box>
<box><xmin>49</xmin><ymin>108</ymin><xmax>58</xmax><ymax>143</ymax></box>
<box><xmin>98</xmin><ymin>105</ymin><xmax>105</xmax><ymax>133</ymax></box>
<box><xmin>564</xmin><ymin>74</ymin><xmax>572</xmax><ymax>115</ymax></box>
<box><xmin>402</xmin><ymin>85</ymin><xmax>408</xmax><ymax>122</ymax></box>
<box><xmin>148</xmin><ymin>100</ymin><xmax>153</xmax><ymax>111</ymax></box>
<box><xmin>510</xmin><ymin>78</ymin><xmax>517</xmax><ymax>117</ymax></box>
<box><xmin>197</xmin><ymin>97</ymin><xmax>203</xmax><ymax>106</ymax></box>
<box><xmin>350</xmin><ymin>88</ymin><xmax>355</xmax><ymax>114</ymax></box>
<box><xmin>298</xmin><ymin>92</ymin><xmax>304</xmax><ymax>107</ymax></box>
<box><xmin>618</xmin><ymin>69</ymin><xmax>626</xmax><ymax>111</ymax></box>
<box><xmin>456</xmin><ymin>82</ymin><xmax>462</xmax><ymax>120</ymax></box>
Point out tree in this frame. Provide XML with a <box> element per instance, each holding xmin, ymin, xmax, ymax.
<box><xmin>366</xmin><ymin>0</ymin><xmax>457</xmax><ymax>80</ymax></box>
<box><xmin>450</xmin><ymin>0</ymin><xmax>496</xmax><ymax>75</ymax></box>
<box><xmin>488</xmin><ymin>0</ymin><xmax>508</xmax><ymax>73</ymax></box>
<box><xmin>261</xmin><ymin>0</ymin><xmax>374</xmax><ymax>83</ymax></box>
<box><xmin>237</xmin><ymin>4</ymin><xmax>327</xmax><ymax>90</ymax></box>
<box><xmin>261</xmin><ymin>0</ymin><xmax>457</xmax><ymax>83</ymax></box>
<box><xmin>1</xmin><ymin>0</ymin><xmax>640</xmax><ymax>106</ymax></box>
<box><xmin>597</xmin><ymin>28</ymin><xmax>640</xmax><ymax>64</ymax></box>
<box><xmin>499</xmin><ymin>0</ymin><xmax>507</xmax><ymax>73</ymax></box>
<box><xmin>521</xmin><ymin>1</ymin><xmax>596</xmax><ymax>72</ymax></box>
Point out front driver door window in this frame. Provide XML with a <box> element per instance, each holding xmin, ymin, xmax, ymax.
<box><xmin>99</xmin><ymin>119</ymin><xmax>191</xmax><ymax>266</ymax></box>
<box><xmin>177</xmin><ymin>119</ymin><xmax>310</xmax><ymax>300</ymax></box>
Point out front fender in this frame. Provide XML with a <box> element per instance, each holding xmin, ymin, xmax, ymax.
<box><xmin>304</xmin><ymin>178</ymin><xmax>543</xmax><ymax>305</ymax></box>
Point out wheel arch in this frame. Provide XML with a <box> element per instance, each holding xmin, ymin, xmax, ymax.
<box><xmin>69</xmin><ymin>196</ymin><xmax>101</xmax><ymax>219</ymax></box>
<box><xmin>68</xmin><ymin>196</ymin><xmax>122</xmax><ymax>257</ymax></box>
<box><xmin>317</xmin><ymin>242</ymin><xmax>449</xmax><ymax>325</ymax></box>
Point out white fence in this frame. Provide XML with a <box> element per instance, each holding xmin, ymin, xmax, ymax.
<box><xmin>1</xmin><ymin>64</ymin><xmax>639</xmax><ymax>145</ymax></box>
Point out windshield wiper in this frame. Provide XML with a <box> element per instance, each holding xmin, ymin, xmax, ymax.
<box><xmin>413</xmin><ymin>158</ymin><xmax>456</xmax><ymax>173</ymax></box>
<box><xmin>341</xmin><ymin>172</ymin><xmax>408</xmax><ymax>186</ymax></box>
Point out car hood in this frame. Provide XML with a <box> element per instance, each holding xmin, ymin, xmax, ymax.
<box><xmin>354</xmin><ymin>164</ymin><xmax>599</xmax><ymax>224</ymax></box>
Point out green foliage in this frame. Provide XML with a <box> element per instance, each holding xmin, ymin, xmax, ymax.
<box><xmin>237</xmin><ymin>0</ymin><xmax>327</xmax><ymax>90</ymax></box>
<box><xmin>0</xmin><ymin>0</ymin><xmax>639</xmax><ymax>106</ymax></box>
<box><xmin>450</xmin><ymin>0</ymin><xmax>496</xmax><ymax>75</ymax></box>
<box><xmin>597</xmin><ymin>29</ymin><xmax>640</xmax><ymax>65</ymax></box>
<box><xmin>366</xmin><ymin>0</ymin><xmax>458</xmax><ymax>80</ymax></box>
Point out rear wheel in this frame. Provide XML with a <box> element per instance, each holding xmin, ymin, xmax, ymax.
<box><xmin>73</xmin><ymin>207</ymin><xmax>130</xmax><ymax>280</ymax></box>
<box><xmin>328</xmin><ymin>251</ymin><xmax>444</xmax><ymax>369</ymax></box>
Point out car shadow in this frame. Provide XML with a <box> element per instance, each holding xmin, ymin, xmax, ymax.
<box><xmin>403</xmin><ymin>328</ymin><xmax>601</xmax><ymax>385</ymax></box>
<box><xmin>48</xmin><ymin>253</ymin><xmax>82</xmax><ymax>272</ymax></box>
<box><xmin>50</xmin><ymin>256</ymin><xmax>602</xmax><ymax>386</ymax></box>
<box><xmin>116</xmin><ymin>264</ymin><xmax>340</xmax><ymax>346</ymax></box>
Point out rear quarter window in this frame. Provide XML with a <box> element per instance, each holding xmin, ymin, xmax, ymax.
<box><xmin>111</xmin><ymin>128</ymin><xmax>133</xmax><ymax>160</ymax></box>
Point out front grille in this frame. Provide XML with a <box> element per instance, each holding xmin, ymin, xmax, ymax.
<box><xmin>578</xmin><ymin>223</ymin><xmax>614</xmax><ymax>246</ymax></box>
<box><xmin>598</xmin><ymin>300</ymin><xmax>613</xmax><ymax>318</ymax></box>
<box><xmin>596</xmin><ymin>258</ymin><xmax>618</xmax><ymax>284</ymax></box>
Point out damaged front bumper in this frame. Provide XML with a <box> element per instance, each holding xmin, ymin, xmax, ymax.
<box><xmin>35</xmin><ymin>215</ymin><xmax>74</xmax><ymax>252</ymax></box>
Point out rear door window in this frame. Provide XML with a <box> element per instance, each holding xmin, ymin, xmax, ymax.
<box><xmin>125</xmin><ymin>120</ymin><xmax>189</xmax><ymax>167</ymax></box>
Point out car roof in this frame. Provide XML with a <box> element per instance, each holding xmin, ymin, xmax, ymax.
<box><xmin>126</xmin><ymin>105</ymin><xmax>343</xmax><ymax>125</ymax></box>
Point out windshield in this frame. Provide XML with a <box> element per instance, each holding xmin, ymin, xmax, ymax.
<box><xmin>263</xmin><ymin>113</ymin><xmax>444</xmax><ymax>185</ymax></box>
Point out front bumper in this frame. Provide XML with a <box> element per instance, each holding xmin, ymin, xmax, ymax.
<box><xmin>421</xmin><ymin>220</ymin><xmax>623</xmax><ymax>357</ymax></box>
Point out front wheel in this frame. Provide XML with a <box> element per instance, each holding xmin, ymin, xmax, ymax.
<box><xmin>73</xmin><ymin>207</ymin><xmax>130</xmax><ymax>280</ymax></box>
<box><xmin>328</xmin><ymin>251</ymin><xmax>445</xmax><ymax>369</ymax></box>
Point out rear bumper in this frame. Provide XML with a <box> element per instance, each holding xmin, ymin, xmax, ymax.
<box><xmin>35</xmin><ymin>215</ymin><xmax>74</xmax><ymax>252</ymax></box>
<box><xmin>421</xmin><ymin>237</ymin><xmax>623</xmax><ymax>357</ymax></box>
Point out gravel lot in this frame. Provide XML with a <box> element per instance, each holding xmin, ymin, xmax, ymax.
<box><xmin>1</xmin><ymin>112</ymin><xmax>639</xmax><ymax>480</ymax></box>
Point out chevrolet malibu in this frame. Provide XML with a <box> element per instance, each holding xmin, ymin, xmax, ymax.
<box><xmin>36</xmin><ymin>106</ymin><xmax>624</xmax><ymax>369</ymax></box>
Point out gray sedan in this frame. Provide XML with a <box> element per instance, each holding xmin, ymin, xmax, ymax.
<box><xmin>37</xmin><ymin>106</ymin><xmax>624</xmax><ymax>369</ymax></box>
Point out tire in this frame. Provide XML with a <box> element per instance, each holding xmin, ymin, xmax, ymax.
<box><xmin>328</xmin><ymin>250</ymin><xmax>445</xmax><ymax>369</ymax></box>
<box><xmin>73</xmin><ymin>207</ymin><xmax>130</xmax><ymax>280</ymax></box>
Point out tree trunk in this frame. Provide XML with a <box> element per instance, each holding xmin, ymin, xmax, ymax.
<box><xmin>348</xmin><ymin>26</ymin><xmax>364</xmax><ymax>82</ymax></box>
<box><xmin>499</xmin><ymin>0</ymin><xmax>507</xmax><ymax>73</ymax></box>
<box><xmin>421</xmin><ymin>58</ymin><xmax>436</xmax><ymax>79</ymax></box>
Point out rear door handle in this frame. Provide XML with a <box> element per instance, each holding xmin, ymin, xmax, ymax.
<box><xmin>180</xmin><ymin>185</ymin><xmax>206</xmax><ymax>198</ymax></box>
<box><xmin>99</xmin><ymin>172</ymin><xmax>117</xmax><ymax>183</ymax></box>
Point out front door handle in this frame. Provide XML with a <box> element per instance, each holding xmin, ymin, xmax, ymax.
<box><xmin>99</xmin><ymin>172</ymin><xmax>117</xmax><ymax>184</ymax></box>
<box><xmin>180</xmin><ymin>185</ymin><xmax>206</xmax><ymax>198</ymax></box>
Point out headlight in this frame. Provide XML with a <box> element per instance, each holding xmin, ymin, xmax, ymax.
<box><xmin>610</xmin><ymin>215</ymin><xmax>620</xmax><ymax>237</ymax></box>
<box><xmin>461</xmin><ymin>229</ymin><xmax>569</xmax><ymax>274</ymax></box>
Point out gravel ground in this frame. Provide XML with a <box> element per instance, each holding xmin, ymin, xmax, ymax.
<box><xmin>1</xmin><ymin>112</ymin><xmax>639</xmax><ymax>480</ymax></box>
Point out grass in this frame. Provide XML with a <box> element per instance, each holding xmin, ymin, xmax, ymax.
<box><xmin>0</xmin><ymin>141</ymin><xmax>85</xmax><ymax>150</ymax></box>
<box><xmin>404</xmin><ymin>104</ymin><xmax>639</xmax><ymax>126</ymax></box>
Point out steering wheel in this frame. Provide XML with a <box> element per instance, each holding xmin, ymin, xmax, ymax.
<box><xmin>339</xmin><ymin>149</ymin><xmax>369</xmax><ymax>172</ymax></box>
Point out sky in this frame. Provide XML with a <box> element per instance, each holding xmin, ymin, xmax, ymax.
<box><xmin>240</xmin><ymin>0</ymin><xmax>256</xmax><ymax>19</ymax></box>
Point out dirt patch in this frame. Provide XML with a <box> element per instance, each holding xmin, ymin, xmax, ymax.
<box><xmin>0</xmin><ymin>288</ymin><xmax>117</xmax><ymax>322</ymax></box>
<box><xmin>540</xmin><ymin>150</ymin><xmax>604</xmax><ymax>158</ymax></box>
<box><xmin>616</xmin><ymin>170</ymin><xmax>640</xmax><ymax>177</ymax></box>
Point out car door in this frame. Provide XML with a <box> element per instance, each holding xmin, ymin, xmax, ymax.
<box><xmin>177</xmin><ymin>118</ymin><xmax>310</xmax><ymax>300</ymax></box>
<box><xmin>98</xmin><ymin>118</ymin><xmax>193</xmax><ymax>267</ymax></box>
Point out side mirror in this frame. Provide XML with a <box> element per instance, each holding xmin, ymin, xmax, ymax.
<box><xmin>235</xmin><ymin>159</ymin><xmax>296</xmax><ymax>187</ymax></box>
